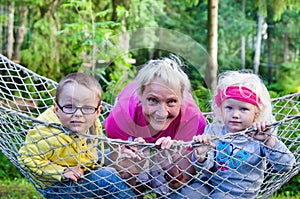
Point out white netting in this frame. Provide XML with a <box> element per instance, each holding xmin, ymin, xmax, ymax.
<box><xmin>0</xmin><ymin>53</ymin><xmax>299</xmax><ymax>199</ymax></box>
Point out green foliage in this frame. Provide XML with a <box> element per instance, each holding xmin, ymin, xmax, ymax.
<box><xmin>1</xmin><ymin>0</ymin><xmax>300</xmax><ymax>196</ymax></box>
<box><xmin>0</xmin><ymin>152</ymin><xmax>22</xmax><ymax>179</ymax></box>
<box><xmin>272</xmin><ymin>173</ymin><xmax>300</xmax><ymax>197</ymax></box>
<box><xmin>268</xmin><ymin>62</ymin><xmax>300</xmax><ymax>94</ymax></box>
<box><xmin>21</xmin><ymin>15</ymin><xmax>63</xmax><ymax>80</ymax></box>
<box><xmin>102</xmin><ymin>57</ymin><xmax>136</xmax><ymax>104</ymax></box>
<box><xmin>192</xmin><ymin>86</ymin><xmax>212</xmax><ymax>113</ymax></box>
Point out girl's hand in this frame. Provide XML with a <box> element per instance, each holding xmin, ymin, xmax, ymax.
<box><xmin>120</xmin><ymin>137</ymin><xmax>146</xmax><ymax>160</ymax></box>
<box><xmin>193</xmin><ymin>134</ymin><xmax>215</xmax><ymax>162</ymax></box>
<box><xmin>247</xmin><ymin>121</ymin><xmax>276</xmax><ymax>148</ymax></box>
<box><xmin>62</xmin><ymin>167</ymin><xmax>84</xmax><ymax>183</ymax></box>
<box><xmin>155</xmin><ymin>136</ymin><xmax>176</xmax><ymax>149</ymax></box>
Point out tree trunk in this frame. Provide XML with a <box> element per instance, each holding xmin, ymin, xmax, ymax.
<box><xmin>283</xmin><ymin>32</ymin><xmax>289</xmax><ymax>62</ymax></box>
<box><xmin>205</xmin><ymin>0</ymin><xmax>219</xmax><ymax>90</ymax></box>
<box><xmin>266</xmin><ymin>21</ymin><xmax>273</xmax><ymax>85</ymax></box>
<box><xmin>51</xmin><ymin>0</ymin><xmax>61</xmax><ymax>73</ymax></box>
<box><xmin>253</xmin><ymin>13</ymin><xmax>264</xmax><ymax>74</ymax></box>
<box><xmin>13</xmin><ymin>6</ymin><xmax>28</xmax><ymax>62</ymax></box>
<box><xmin>0</xmin><ymin>5</ymin><xmax>3</xmax><ymax>52</ymax></box>
<box><xmin>7</xmin><ymin>2</ymin><xmax>15</xmax><ymax>59</ymax></box>
<box><xmin>240</xmin><ymin>0</ymin><xmax>245</xmax><ymax>69</ymax></box>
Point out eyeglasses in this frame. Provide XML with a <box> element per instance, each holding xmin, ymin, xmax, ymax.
<box><xmin>56</xmin><ymin>103</ymin><xmax>100</xmax><ymax>115</ymax></box>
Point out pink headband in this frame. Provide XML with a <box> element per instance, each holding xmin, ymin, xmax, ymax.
<box><xmin>215</xmin><ymin>86</ymin><xmax>261</xmax><ymax>107</ymax></box>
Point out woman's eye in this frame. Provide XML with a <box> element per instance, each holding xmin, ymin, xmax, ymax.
<box><xmin>167</xmin><ymin>99</ymin><xmax>177</xmax><ymax>106</ymax></box>
<box><xmin>148</xmin><ymin>98</ymin><xmax>158</xmax><ymax>104</ymax></box>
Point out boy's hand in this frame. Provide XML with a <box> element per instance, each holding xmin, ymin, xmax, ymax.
<box><xmin>62</xmin><ymin>167</ymin><xmax>84</xmax><ymax>183</ymax></box>
<box><xmin>193</xmin><ymin>135</ymin><xmax>215</xmax><ymax>162</ymax></box>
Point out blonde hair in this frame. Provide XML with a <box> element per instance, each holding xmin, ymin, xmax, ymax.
<box><xmin>135</xmin><ymin>54</ymin><xmax>191</xmax><ymax>100</ymax></box>
<box><xmin>56</xmin><ymin>72</ymin><xmax>102</xmax><ymax>105</ymax></box>
<box><xmin>212</xmin><ymin>70</ymin><xmax>274</xmax><ymax>124</ymax></box>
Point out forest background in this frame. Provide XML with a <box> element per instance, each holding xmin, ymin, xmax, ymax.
<box><xmin>0</xmin><ymin>0</ymin><xmax>299</xmax><ymax>198</ymax></box>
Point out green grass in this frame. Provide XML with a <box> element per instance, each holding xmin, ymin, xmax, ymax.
<box><xmin>0</xmin><ymin>177</ymin><xmax>299</xmax><ymax>199</ymax></box>
<box><xmin>0</xmin><ymin>178</ymin><xmax>43</xmax><ymax>199</ymax></box>
<box><xmin>269</xmin><ymin>194</ymin><xmax>300</xmax><ymax>199</ymax></box>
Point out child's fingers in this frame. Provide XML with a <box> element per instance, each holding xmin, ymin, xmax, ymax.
<box><xmin>63</xmin><ymin>167</ymin><xmax>84</xmax><ymax>182</ymax></box>
<box><xmin>70</xmin><ymin>167</ymin><xmax>84</xmax><ymax>178</ymax></box>
<box><xmin>68</xmin><ymin>174</ymin><xmax>78</xmax><ymax>183</ymax></box>
<box><xmin>252</xmin><ymin>121</ymin><xmax>270</xmax><ymax>132</ymax></box>
<box><xmin>193</xmin><ymin>135</ymin><xmax>212</xmax><ymax>144</ymax></box>
<box><xmin>210</xmin><ymin>142</ymin><xmax>216</xmax><ymax>148</ymax></box>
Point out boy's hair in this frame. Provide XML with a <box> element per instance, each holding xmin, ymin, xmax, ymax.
<box><xmin>212</xmin><ymin>70</ymin><xmax>274</xmax><ymax>124</ymax></box>
<box><xmin>55</xmin><ymin>72</ymin><xmax>102</xmax><ymax>104</ymax></box>
<box><xmin>135</xmin><ymin>54</ymin><xmax>191</xmax><ymax>100</ymax></box>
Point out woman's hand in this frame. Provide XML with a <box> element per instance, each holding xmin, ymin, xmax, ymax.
<box><xmin>247</xmin><ymin>121</ymin><xmax>276</xmax><ymax>148</ymax></box>
<box><xmin>154</xmin><ymin>136</ymin><xmax>178</xmax><ymax>168</ymax></box>
<box><xmin>120</xmin><ymin>137</ymin><xmax>146</xmax><ymax>160</ymax></box>
<box><xmin>193</xmin><ymin>134</ymin><xmax>215</xmax><ymax>163</ymax></box>
<box><xmin>155</xmin><ymin>136</ymin><xmax>176</xmax><ymax>149</ymax></box>
<box><xmin>62</xmin><ymin>166</ymin><xmax>84</xmax><ymax>183</ymax></box>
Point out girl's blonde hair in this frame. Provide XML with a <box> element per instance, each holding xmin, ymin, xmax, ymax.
<box><xmin>135</xmin><ymin>54</ymin><xmax>191</xmax><ymax>100</ymax></box>
<box><xmin>212</xmin><ymin>70</ymin><xmax>274</xmax><ymax>124</ymax></box>
<box><xmin>56</xmin><ymin>72</ymin><xmax>102</xmax><ymax>105</ymax></box>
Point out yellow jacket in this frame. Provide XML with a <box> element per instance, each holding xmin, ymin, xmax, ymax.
<box><xmin>18</xmin><ymin>106</ymin><xmax>105</xmax><ymax>187</ymax></box>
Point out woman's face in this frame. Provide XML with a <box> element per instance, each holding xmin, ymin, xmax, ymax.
<box><xmin>140</xmin><ymin>78</ymin><xmax>182</xmax><ymax>133</ymax></box>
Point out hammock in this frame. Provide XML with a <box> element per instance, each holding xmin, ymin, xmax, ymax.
<box><xmin>0</xmin><ymin>53</ymin><xmax>299</xmax><ymax>199</ymax></box>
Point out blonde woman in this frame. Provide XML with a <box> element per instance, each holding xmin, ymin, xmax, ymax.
<box><xmin>104</xmin><ymin>55</ymin><xmax>206</xmax><ymax>197</ymax></box>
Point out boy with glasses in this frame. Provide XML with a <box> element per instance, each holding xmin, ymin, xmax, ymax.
<box><xmin>18</xmin><ymin>72</ymin><xmax>135</xmax><ymax>199</ymax></box>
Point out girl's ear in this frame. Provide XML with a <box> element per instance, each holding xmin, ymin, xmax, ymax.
<box><xmin>254</xmin><ymin>110</ymin><xmax>260</xmax><ymax>121</ymax></box>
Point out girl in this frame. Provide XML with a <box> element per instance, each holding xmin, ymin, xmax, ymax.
<box><xmin>192</xmin><ymin>70</ymin><xmax>295</xmax><ymax>199</ymax></box>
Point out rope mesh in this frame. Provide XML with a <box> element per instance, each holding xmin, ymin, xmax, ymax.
<box><xmin>0</xmin><ymin>53</ymin><xmax>299</xmax><ymax>199</ymax></box>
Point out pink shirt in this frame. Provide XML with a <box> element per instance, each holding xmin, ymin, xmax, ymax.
<box><xmin>104</xmin><ymin>82</ymin><xmax>206</xmax><ymax>142</ymax></box>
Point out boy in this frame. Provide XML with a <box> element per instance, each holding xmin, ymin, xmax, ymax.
<box><xmin>19</xmin><ymin>72</ymin><xmax>135</xmax><ymax>199</ymax></box>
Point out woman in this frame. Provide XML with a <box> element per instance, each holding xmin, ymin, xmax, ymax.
<box><xmin>104</xmin><ymin>54</ymin><xmax>206</xmax><ymax>197</ymax></box>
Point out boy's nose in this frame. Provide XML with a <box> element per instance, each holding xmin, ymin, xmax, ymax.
<box><xmin>74</xmin><ymin>108</ymin><xmax>84</xmax><ymax>116</ymax></box>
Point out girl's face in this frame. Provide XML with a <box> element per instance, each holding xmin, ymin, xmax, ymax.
<box><xmin>54</xmin><ymin>83</ymin><xmax>101</xmax><ymax>134</ymax></box>
<box><xmin>140</xmin><ymin>78</ymin><xmax>182</xmax><ymax>134</ymax></box>
<box><xmin>221</xmin><ymin>98</ymin><xmax>258</xmax><ymax>133</ymax></box>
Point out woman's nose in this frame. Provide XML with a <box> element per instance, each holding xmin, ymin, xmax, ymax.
<box><xmin>156</xmin><ymin>103</ymin><xmax>169</xmax><ymax>117</ymax></box>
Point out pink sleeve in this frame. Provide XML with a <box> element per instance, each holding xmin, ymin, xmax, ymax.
<box><xmin>104</xmin><ymin>113</ymin><xmax>129</xmax><ymax>140</ymax></box>
<box><xmin>103</xmin><ymin>82</ymin><xmax>137</xmax><ymax>140</ymax></box>
<box><xmin>104</xmin><ymin>82</ymin><xmax>151</xmax><ymax>140</ymax></box>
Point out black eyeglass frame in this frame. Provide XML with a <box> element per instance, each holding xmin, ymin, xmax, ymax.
<box><xmin>56</xmin><ymin>102</ymin><xmax>100</xmax><ymax>115</ymax></box>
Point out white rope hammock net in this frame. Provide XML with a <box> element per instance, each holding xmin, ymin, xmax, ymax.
<box><xmin>0</xmin><ymin>53</ymin><xmax>299</xmax><ymax>199</ymax></box>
